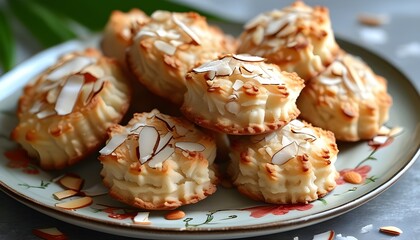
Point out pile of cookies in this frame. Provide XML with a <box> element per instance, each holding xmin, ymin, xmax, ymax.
<box><xmin>11</xmin><ymin>1</ymin><xmax>392</xmax><ymax>210</ymax></box>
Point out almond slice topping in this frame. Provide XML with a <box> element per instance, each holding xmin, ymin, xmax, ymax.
<box><xmin>133</xmin><ymin>212</ymin><xmax>151</xmax><ymax>225</ymax></box>
<box><xmin>99</xmin><ymin>133</ymin><xmax>128</xmax><ymax>155</ymax></box>
<box><xmin>175</xmin><ymin>142</ymin><xmax>205</xmax><ymax>152</ymax></box>
<box><xmin>147</xmin><ymin>145</ymin><xmax>174</xmax><ymax>168</ymax></box>
<box><xmin>57</xmin><ymin>174</ymin><xmax>84</xmax><ymax>191</ymax></box>
<box><xmin>138</xmin><ymin>126</ymin><xmax>160</xmax><ymax>164</ymax></box>
<box><xmin>55</xmin><ymin>196</ymin><xmax>93</xmax><ymax>210</ymax></box>
<box><xmin>172</xmin><ymin>14</ymin><xmax>201</xmax><ymax>45</ymax></box>
<box><xmin>233</xmin><ymin>54</ymin><xmax>265</xmax><ymax>62</ymax></box>
<box><xmin>47</xmin><ymin>56</ymin><xmax>93</xmax><ymax>81</ymax></box>
<box><xmin>271</xmin><ymin>142</ymin><xmax>298</xmax><ymax>165</ymax></box>
<box><xmin>53</xmin><ymin>189</ymin><xmax>79</xmax><ymax>200</ymax></box>
<box><xmin>379</xmin><ymin>226</ymin><xmax>403</xmax><ymax>236</ymax></box>
<box><xmin>33</xmin><ymin>227</ymin><xmax>68</xmax><ymax>240</ymax></box>
<box><xmin>154</xmin><ymin>40</ymin><xmax>177</xmax><ymax>55</ymax></box>
<box><xmin>312</xmin><ymin>230</ymin><xmax>335</xmax><ymax>240</ymax></box>
<box><xmin>232</xmin><ymin>80</ymin><xmax>244</xmax><ymax>91</ymax></box>
<box><xmin>54</xmin><ymin>75</ymin><xmax>85</xmax><ymax>115</ymax></box>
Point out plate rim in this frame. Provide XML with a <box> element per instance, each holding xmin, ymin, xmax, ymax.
<box><xmin>0</xmin><ymin>36</ymin><xmax>419</xmax><ymax>239</ymax></box>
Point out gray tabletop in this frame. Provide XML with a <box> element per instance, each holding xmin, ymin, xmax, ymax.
<box><xmin>1</xmin><ymin>0</ymin><xmax>419</xmax><ymax>239</ymax></box>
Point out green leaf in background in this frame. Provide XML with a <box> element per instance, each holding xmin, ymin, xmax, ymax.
<box><xmin>7</xmin><ymin>0</ymin><xmax>77</xmax><ymax>48</ymax></box>
<box><xmin>0</xmin><ymin>8</ymin><xmax>15</xmax><ymax>72</ymax></box>
<box><xmin>34</xmin><ymin>0</ymin><xmax>231</xmax><ymax>32</ymax></box>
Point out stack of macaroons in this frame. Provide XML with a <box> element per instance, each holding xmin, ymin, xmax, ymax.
<box><xmin>11</xmin><ymin>1</ymin><xmax>392</xmax><ymax>210</ymax></box>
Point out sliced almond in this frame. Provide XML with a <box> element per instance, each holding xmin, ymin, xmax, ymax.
<box><xmin>155</xmin><ymin>132</ymin><xmax>173</xmax><ymax>154</ymax></box>
<box><xmin>54</xmin><ymin>75</ymin><xmax>85</xmax><ymax>115</ymax></box>
<box><xmin>36</xmin><ymin>109</ymin><xmax>56</xmax><ymax>119</ymax></box>
<box><xmin>133</xmin><ymin>212</ymin><xmax>151</xmax><ymax>225</ymax></box>
<box><xmin>232</xmin><ymin>80</ymin><xmax>244</xmax><ymax>91</ymax></box>
<box><xmin>147</xmin><ymin>145</ymin><xmax>174</xmax><ymax>168</ymax></box>
<box><xmin>312</xmin><ymin>230</ymin><xmax>335</xmax><ymax>240</ymax></box>
<box><xmin>232</xmin><ymin>54</ymin><xmax>265</xmax><ymax>62</ymax></box>
<box><xmin>372</xmin><ymin>135</ymin><xmax>388</xmax><ymax>145</ymax></box>
<box><xmin>138</xmin><ymin>126</ymin><xmax>160</xmax><ymax>164</ymax></box>
<box><xmin>53</xmin><ymin>189</ymin><xmax>78</xmax><ymax>200</ymax></box>
<box><xmin>244</xmin><ymin>14</ymin><xmax>267</xmax><ymax>30</ymax></box>
<box><xmin>58</xmin><ymin>174</ymin><xmax>84</xmax><ymax>191</ymax></box>
<box><xmin>55</xmin><ymin>196</ymin><xmax>93</xmax><ymax>210</ymax></box>
<box><xmin>318</xmin><ymin>77</ymin><xmax>342</xmax><ymax>86</ymax></box>
<box><xmin>154</xmin><ymin>40</ymin><xmax>177</xmax><ymax>55</ymax></box>
<box><xmin>377</xmin><ymin>125</ymin><xmax>391</xmax><ymax>135</ymax></box>
<box><xmin>99</xmin><ymin>133</ymin><xmax>128</xmax><ymax>155</ymax></box>
<box><xmin>175</xmin><ymin>142</ymin><xmax>205</xmax><ymax>152</ymax></box>
<box><xmin>164</xmin><ymin>210</ymin><xmax>185</xmax><ymax>220</ymax></box>
<box><xmin>80</xmin><ymin>64</ymin><xmax>104</xmax><ymax>79</ymax></box>
<box><xmin>265</xmin><ymin>18</ymin><xmax>289</xmax><ymax>36</ymax></box>
<box><xmin>47</xmin><ymin>56</ymin><xmax>93</xmax><ymax>81</ymax></box>
<box><xmin>379</xmin><ymin>226</ymin><xmax>403</xmax><ymax>236</ymax></box>
<box><xmin>343</xmin><ymin>171</ymin><xmax>363</xmax><ymax>184</ymax></box>
<box><xmin>172</xmin><ymin>14</ymin><xmax>201</xmax><ymax>45</ymax></box>
<box><xmin>389</xmin><ymin>126</ymin><xmax>403</xmax><ymax>137</ymax></box>
<box><xmin>32</xmin><ymin>227</ymin><xmax>68</xmax><ymax>240</ymax></box>
<box><xmin>271</xmin><ymin>142</ymin><xmax>298</xmax><ymax>165</ymax></box>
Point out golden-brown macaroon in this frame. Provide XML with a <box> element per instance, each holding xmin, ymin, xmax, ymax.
<box><xmin>101</xmin><ymin>8</ymin><xmax>150</xmax><ymax>65</ymax></box>
<box><xmin>228</xmin><ymin>119</ymin><xmax>339</xmax><ymax>204</ymax></box>
<box><xmin>99</xmin><ymin>109</ymin><xmax>218</xmax><ymax>210</ymax></box>
<box><xmin>237</xmin><ymin>1</ymin><xmax>340</xmax><ymax>81</ymax></box>
<box><xmin>297</xmin><ymin>52</ymin><xmax>392</xmax><ymax>141</ymax></box>
<box><xmin>127</xmin><ymin>10</ymin><xmax>237</xmax><ymax>105</ymax></box>
<box><xmin>181</xmin><ymin>54</ymin><xmax>305</xmax><ymax>135</ymax></box>
<box><xmin>11</xmin><ymin>48</ymin><xmax>131</xmax><ymax>170</ymax></box>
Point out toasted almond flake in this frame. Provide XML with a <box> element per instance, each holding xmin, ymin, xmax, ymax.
<box><xmin>58</xmin><ymin>174</ymin><xmax>84</xmax><ymax>191</ymax></box>
<box><xmin>312</xmin><ymin>230</ymin><xmax>335</xmax><ymax>240</ymax></box>
<box><xmin>281</xmin><ymin>135</ymin><xmax>292</xmax><ymax>146</ymax></box>
<box><xmin>232</xmin><ymin>80</ymin><xmax>244</xmax><ymax>91</ymax></box>
<box><xmin>379</xmin><ymin>226</ymin><xmax>403</xmax><ymax>236</ymax></box>
<box><xmin>151</xmin><ymin>10</ymin><xmax>170</xmax><ymax>21</ymax></box>
<box><xmin>54</xmin><ymin>75</ymin><xmax>84</xmax><ymax>115</ymax></box>
<box><xmin>36</xmin><ymin>109</ymin><xmax>56</xmax><ymax>119</ymax></box>
<box><xmin>170</xmin><ymin>39</ymin><xmax>183</xmax><ymax>47</ymax></box>
<box><xmin>331</xmin><ymin>62</ymin><xmax>344</xmax><ymax>76</ymax></box>
<box><xmin>53</xmin><ymin>189</ymin><xmax>78</xmax><ymax>200</ymax></box>
<box><xmin>93</xmin><ymin>77</ymin><xmax>105</xmax><ymax>93</ymax></box>
<box><xmin>55</xmin><ymin>196</ymin><xmax>93</xmax><ymax>210</ymax></box>
<box><xmin>47</xmin><ymin>57</ymin><xmax>93</xmax><ymax>81</ymax></box>
<box><xmin>318</xmin><ymin>77</ymin><xmax>342</xmax><ymax>86</ymax></box>
<box><xmin>372</xmin><ymin>135</ymin><xmax>388</xmax><ymax>145</ymax></box>
<box><xmin>29</xmin><ymin>101</ymin><xmax>44</xmax><ymax>113</ymax></box>
<box><xmin>172</xmin><ymin>14</ymin><xmax>201</xmax><ymax>45</ymax></box>
<box><xmin>276</xmin><ymin>23</ymin><xmax>296</xmax><ymax>38</ymax></box>
<box><xmin>271</xmin><ymin>142</ymin><xmax>298</xmax><ymax>165</ymax></box>
<box><xmin>175</xmin><ymin>142</ymin><xmax>205</xmax><ymax>152</ymax></box>
<box><xmin>46</xmin><ymin>87</ymin><xmax>60</xmax><ymax>104</ymax></box>
<box><xmin>252</xmin><ymin>26</ymin><xmax>264</xmax><ymax>45</ymax></box>
<box><xmin>99</xmin><ymin>133</ymin><xmax>128</xmax><ymax>155</ymax></box>
<box><xmin>225</xmin><ymin>101</ymin><xmax>240</xmax><ymax>115</ymax></box>
<box><xmin>33</xmin><ymin>227</ymin><xmax>68</xmax><ymax>240</ymax></box>
<box><xmin>389</xmin><ymin>126</ymin><xmax>403</xmax><ymax>137</ymax></box>
<box><xmin>360</xmin><ymin>224</ymin><xmax>373</xmax><ymax>233</ymax></box>
<box><xmin>80</xmin><ymin>82</ymin><xmax>94</xmax><ymax>105</ymax></box>
<box><xmin>233</xmin><ymin>54</ymin><xmax>265</xmax><ymax>62</ymax></box>
<box><xmin>289</xmin><ymin>119</ymin><xmax>305</xmax><ymax>129</ymax></box>
<box><xmin>242</xmin><ymin>64</ymin><xmax>256</xmax><ymax>73</ymax></box>
<box><xmin>291</xmin><ymin>128</ymin><xmax>317</xmax><ymax>142</ymax></box>
<box><xmin>343</xmin><ymin>171</ymin><xmax>363</xmax><ymax>184</ymax></box>
<box><xmin>335</xmin><ymin>234</ymin><xmax>358</xmax><ymax>240</ymax></box>
<box><xmin>156</xmin><ymin>114</ymin><xmax>176</xmax><ymax>130</ymax></box>
<box><xmin>155</xmin><ymin>132</ymin><xmax>173</xmax><ymax>153</ymax></box>
<box><xmin>244</xmin><ymin>14</ymin><xmax>268</xmax><ymax>30</ymax></box>
<box><xmin>139</xmin><ymin>126</ymin><xmax>160</xmax><ymax>164</ymax></box>
<box><xmin>154</xmin><ymin>40</ymin><xmax>177</xmax><ymax>55</ymax></box>
<box><xmin>377</xmin><ymin>125</ymin><xmax>391</xmax><ymax>135</ymax></box>
<box><xmin>133</xmin><ymin>212</ymin><xmax>151</xmax><ymax>225</ymax></box>
<box><xmin>136</xmin><ymin>29</ymin><xmax>156</xmax><ymax>39</ymax></box>
<box><xmin>265</xmin><ymin>17</ymin><xmax>289</xmax><ymax>36</ymax></box>
<box><xmin>147</xmin><ymin>145</ymin><xmax>174</xmax><ymax>167</ymax></box>
<box><xmin>81</xmin><ymin>183</ymin><xmax>108</xmax><ymax>197</ymax></box>
<box><xmin>80</xmin><ymin>65</ymin><xmax>104</xmax><ymax>79</ymax></box>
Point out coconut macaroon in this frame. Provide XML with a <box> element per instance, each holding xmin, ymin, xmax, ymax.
<box><xmin>127</xmin><ymin>10</ymin><xmax>237</xmax><ymax>105</ymax></box>
<box><xmin>297</xmin><ymin>53</ymin><xmax>392</xmax><ymax>141</ymax></box>
<box><xmin>237</xmin><ymin>1</ymin><xmax>339</xmax><ymax>81</ymax></box>
<box><xmin>101</xmin><ymin>8</ymin><xmax>150</xmax><ymax>66</ymax></box>
<box><xmin>11</xmin><ymin>48</ymin><xmax>131</xmax><ymax>170</ymax></box>
<box><xmin>181</xmin><ymin>54</ymin><xmax>305</xmax><ymax>135</ymax></box>
<box><xmin>228</xmin><ymin>119</ymin><xmax>339</xmax><ymax>204</ymax></box>
<box><xmin>99</xmin><ymin>109</ymin><xmax>218</xmax><ymax>210</ymax></box>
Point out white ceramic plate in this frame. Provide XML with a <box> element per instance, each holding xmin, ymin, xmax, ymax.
<box><xmin>0</xmin><ymin>36</ymin><xmax>419</xmax><ymax>240</ymax></box>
